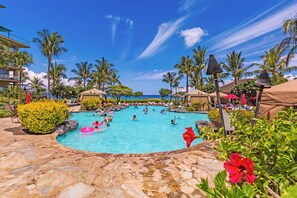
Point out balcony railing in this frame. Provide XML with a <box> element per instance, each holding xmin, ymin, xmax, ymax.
<box><xmin>0</xmin><ymin>74</ymin><xmax>19</xmax><ymax>81</ymax></box>
<box><xmin>0</xmin><ymin>32</ymin><xmax>30</xmax><ymax>46</ymax></box>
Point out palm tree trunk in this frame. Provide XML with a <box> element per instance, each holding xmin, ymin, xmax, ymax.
<box><xmin>47</xmin><ymin>58</ymin><xmax>51</xmax><ymax>98</ymax></box>
<box><xmin>170</xmin><ymin>86</ymin><xmax>172</xmax><ymax>101</ymax></box>
<box><xmin>234</xmin><ymin>77</ymin><xmax>237</xmax><ymax>86</ymax></box>
<box><xmin>83</xmin><ymin>78</ymin><xmax>86</xmax><ymax>89</ymax></box>
<box><xmin>18</xmin><ymin>67</ymin><xmax>22</xmax><ymax>104</ymax></box>
<box><xmin>200</xmin><ymin>72</ymin><xmax>203</xmax><ymax>90</ymax></box>
<box><xmin>186</xmin><ymin>75</ymin><xmax>189</xmax><ymax>93</ymax></box>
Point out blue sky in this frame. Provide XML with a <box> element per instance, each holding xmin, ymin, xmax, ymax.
<box><xmin>1</xmin><ymin>0</ymin><xmax>297</xmax><ymax>94</ymax></box>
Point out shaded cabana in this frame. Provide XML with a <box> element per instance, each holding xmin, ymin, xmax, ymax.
<box><xmin>260</xmin><ymin>79</ymin><xmax>297</xmax><ymax>119</ymax></box>
<box><xmin>79</xmin><ymin>88</ymin><xmax>106</xmax><ymax>102</ymax></box>
<box><xmin>184</xmin><ymin>90</ymin><xmax>210</xmax><ymax>111</ymax></box>
<box><xmin>209</xmin><ymin>92</ymin><xmax>229</xmax><ymax>104</ymax></box>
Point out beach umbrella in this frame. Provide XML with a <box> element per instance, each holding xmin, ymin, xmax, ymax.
<box><xmin>241</xmin><ymin>93</ymin><xmax>247</xmax><ymax>105</ymax></box>
<box><xmin>25</xmin><ymin>91</ymin><xmax>31</xmax><ymax>104</ymax></box>
<box><xmin>225</xmin><ymin>93</ymin><xmax>239</xmax><ymax>99</ymax></box>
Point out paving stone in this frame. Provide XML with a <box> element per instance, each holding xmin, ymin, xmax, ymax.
<box><xmin>58</xmin><ymin>182</ymin><xmax>95</xmax><ymax>198</ymax></box>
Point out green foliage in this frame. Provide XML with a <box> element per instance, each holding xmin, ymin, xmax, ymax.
<box><xmin>0</xmin><ymin>109</ymin><xmax>12</xmax><ymax>118</ymax></box>
<box><xmin>208</xmin><ymin>109</ymin><xmax>220</xmax><ymax>125</ymax></box>
<box><xmin>208</xmin><ymin>109</ymin><xmax>254</xmax><ymax>126</ymax></box>
<box><xmin>203</xmin><ymin>108</ymin><xmax>297</xmax><ymax>196</ymax></box>
<box><xmin>0</xmin><ymin>96</ymin><xmax>18</xmax><ymax>106</ymax></box>
<box><xmin>203</xmin><ymin>83</ymin><xmax>215</xmax><ymax>93</ymax></box>
<box><xmin>52</xmin><ymin>85</ymin><xmax>77</xmax><ymax>99</ymax></box>
<box><xmin>159</xmin><ymin>88</ymin><xmax>171</xmax><ymax>98</ymax></box>
<box><xmin>133</xmin><ymin>91</ymin><xmax>143</xmax><ymax>98</ymax></box>
<box><xmin>197</xmin><ymin>170</ymin><xmax>256</xmax><ymax>198</ymax></box>
<box><xmin>17</xmin><ymin>100</ymin><xmax>68</xmax><ymax>134</ymax></box>
<box><xmin>282</xmin><ymin>183</ymin><xmax>297</xmax><ymax>198</ymax></box>
<box><xmin>81</xmin><ymin>98</ymin><xmax>101</xmax><ymax>110</ymax></box>
<box><xmin>107</xmin><ymin>85</ymin><xmax>133</xmax><ymax>103</ymax></box>
<box><xmin>231</xmin><ymin>81</ymin><xmax>258</xmax><ymax>100</ymax></box>
<box><xmin>185</xmin><ymin>106</ymin><xmax>195</xmax><ymax>111</ymax></box>
<box><xmin>192</xmin><ymin>102</ymin><xmax>206</xmax><ymax>111</ymax></box>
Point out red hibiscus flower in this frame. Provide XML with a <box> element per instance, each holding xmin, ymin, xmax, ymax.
<box><xmin>183</xmin><ymin>127</ymin><xmax>197</xmax><ymax>147</ymax></box>
<box><xmin>224</xmin><ymin>153</ymin><xmax>256</xmax><ymax>184</ymax></box>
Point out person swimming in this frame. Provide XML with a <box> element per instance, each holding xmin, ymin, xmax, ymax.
<box><xmin>171</xmin><ymin>116</ymin><xmax>176</xmax><ymax>125</ymax></box>
<box><xmin>94</xmin><ymin>111</ymin><xmax>98</xmax><ymax>116</ymax></box>
<box><xmin>103</xmin><ymin>114</ymin><xmax>110</xmax><ymax>127</ymax></box>
<box><xmin>133</xmin><ymin>115</ymin><xmax>137</xmax><ymax>120</ymax></box>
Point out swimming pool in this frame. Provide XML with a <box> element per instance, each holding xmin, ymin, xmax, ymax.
<box><xmin>57</xmin><ymin>106</ymin><xmax>209</xmax><ymax>154</ymax></box>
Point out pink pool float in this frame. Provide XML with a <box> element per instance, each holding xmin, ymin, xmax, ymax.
<box><xmin>80</xmin><ymin>127</ymin><xmax>95</xmax><ymax>133</ymax></box>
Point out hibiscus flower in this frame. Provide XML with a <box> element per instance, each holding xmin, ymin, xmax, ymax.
<box><xmin>182</xmin><ymin>127</ymin><xmax>197</xmax><ymax>147</ymax></box>
<box><xmin>224</xmin><ymin>153</ymin><xmax>256</xmax><ymax>184</ymax></box>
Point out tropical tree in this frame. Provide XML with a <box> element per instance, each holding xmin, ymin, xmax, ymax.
<box><xmin>159</xmin><ymin>88</ymin><xmax>171</xmax><ymax>99</ymax></box>
<box><xmin>172</xmin><ymin>74</ymin><xmax>182</xmax><ymax>94</ymax></box>
<box><xmin>28</xmin><ymin>77</ymin><xmax>45</xmax><ymax>95</ymax></box>
<box><xmin>175</xmin><ymin>56</ymin><xmax>193</xmax><ymax>93</ymax></box>
<box><xmin>193</xmin><ymin>46</ymin><xmax>207</xmax><ymax>89</ymax></box>
<box><xmin>33</xmin><ymin>29</ymin><xmax>67</xmax><ymax>98</ymax></box>
<box><xmin>44</xmin><ymin>61</ymin><xmax>67</xmax><ymax>90</ymax></box>
<box><xmin>133</xmin><ymin>91</ymin><xmax>143</xmax><ymax>98</ymax></box>
<box><xmin>249</xmin><ymin>46</ymin><xmax>297</xmax><ymax>85</ymax></box>
<box><xmin>162</xmin><ymin>72</ymin><xmax>178</xmax><ymax>99</ymax></box>
<box><xmin>70</xmin><ymin>61</ymin><xmax>93</xmax><ymax>89</ymax></box>
<box><xmin>0</xmin><ymin>40</ymin><xmax>12</xmax><ymax>69</ymax></box>
<box><xmin>93</xmin><ymin>57</ymin><xmax>119</xmax><ymax>91</ymax></box>
<box><xmin>106</xmin><ymin>85</ymin><xmax>133</xmax><ymax>104</ymax></box>
<box><xmin>11</xmin><ymin>51</ymin><xmax>34</xmax><ymax>103</ymax></box>
<box><xmin>221</xmin><ymin>51</ymin><xmax>251</xmax><ymax>85</ymax></box>
<box><xmin>281</xmin><ymin>14</ymin><xmax>297</xmax><ymax>64</ymax></box>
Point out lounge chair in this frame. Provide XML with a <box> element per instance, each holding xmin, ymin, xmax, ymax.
<box><xmin>10</xmin><ymin>105</ymin><xmax>20</xmax><ymax>123</ymax></box>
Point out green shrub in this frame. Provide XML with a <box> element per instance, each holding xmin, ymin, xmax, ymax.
<box><xmin>81</xmin><ymin>98</ymin><xmax>101</xmax><ymax>110</ymax></box>
<box><xmin>0</xmin><ymin>109</ymin><xmax>12</xmax><ymax>118</ymax></box>
<box><xmin>186</xmin><ymin>106</ymin><xmax>195</xmax><ymax>111</ymax></box>
<box><xmin>208</xmin><ymin>109</ymin><xmax>254</xmax><ymax>126</ymax></box>
<box><xmin>17</xmin><ymin>100</ymin><xmax>68</xmax><ymax>134</ymax></box>
<box><xmin>208</xmin><ymin>109</ymin><xmax>220</xmax><ymax>125</ymax></box>
<box><xmin>105</xmin><ymin>102</ymin><xmax>114</xmax><ymax>107</ymax></box>
<box><xmin>192</xmin><ymin>102</ymin><xmax>205</xmax><ymax>111</ymax></box>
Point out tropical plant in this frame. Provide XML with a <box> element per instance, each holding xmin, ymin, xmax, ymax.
<box><xmin>249</xmin><ymin>46</ymin><xmax>297</xmax><ymax>85</ymax></box>
<box><xmin>172</xmin><ymin>75</ymin><xmax>182</xmax><ymax>94</ymax></box>
<box><xmin>28</xmin><ymin>77</ymin><xmax>45</xmax><ymax>95</ymax></box>
<box><xmin>193</xmin><ymin>46</ymin><xmax>207</xmax><ymax>90</ymax></box>
<box><xmin>159</xmin><ymin>88</ymin><xmax>171</xmax><ymax>99</ymax></box>
<box><xmin>44</xmin><ymin>61</ymin><xmax>67</xmax><ymax>90</ymax></box>
<box><xmin>162</xmin><ymin>72</ymin><xmax>179</xmax><ymax>99</ymax></box>
<box><xmin>81</xmin><ymin>98</ymin><xmax>101</xmax><ymax>110</ymax></box>
<box><xmin>106</xmin><ymin>85</ymin><xmax>133</xmax><ymax>104</ymax></box>
<box><xmin>33</xmin><ymin>29</ymin><xmax>67</xmax><ymax>98</ymax></box>
<box><xmin>133</xmin><ymin>91</ymin><xmax>143</xmax><ymax>98</ymax></box>
<box><xmin>70</xmin><ymin>61</ymin><xmax>93</xmax><ymax>89</ymax></box>
<box><xmin>281</xmin><ymin>14</ymin><xmax>297</xmax><ymax>65</ymax></box>
<box><xmin>11</xmin><ymin>51</ymin><xmax>34</xmax><ymax>103</ymax></box>
<box><xmin>221</xmin><ymin>51</ymin><xmax>252</xmax><ymax>85</ymax></box>
<box><xmin>231</xmin><ymin>81</ymin><xmax>258</xmax><ymax>100</ymax></box>
<box><xmin>175</xmin><ymin>56</ymin><xmax>193</xmax><ymax>93</ymax></box>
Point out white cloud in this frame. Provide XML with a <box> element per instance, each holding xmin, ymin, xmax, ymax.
<box><xmin>210</xmin><ymin>2</ymin><xmax>297</xmax><ymax>52</ymax></box>
<box><xmin>23</xmin><ymin>68</ymin><xmax>76</xmax><ymax>88</ymax></box>
<box><xmin>179</xmin><ymin>0</ymin><xmax>198</xmax><ymax>12</ymax></box>
<box><xmin>105</xmin><ymin>15</ymin><xmax>122</xmax><ymax>43</ymax></box>
<box><xmin>180</xmin><ymin>27</ymin><xmax>208</xmax><ymax>48</ymax></box>
<box><xmin>284</xmin><ymin>74</ymin><xmax>297</xmax><ymax>80</ymax></box>
<box><xmin>133</xmin><ymin>69</ymin><xmax>178</xmax><ymax>80</ymax></box>
<box><xmin>137</xmin><ymin>16</ymin><xmax>188</xmax><ymax>59</ymax></box>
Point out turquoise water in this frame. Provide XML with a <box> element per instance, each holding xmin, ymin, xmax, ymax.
<box><xmin>57</xmin><ymin>106</ymin><xmax>209</xmax><ymax>154</ymax></box>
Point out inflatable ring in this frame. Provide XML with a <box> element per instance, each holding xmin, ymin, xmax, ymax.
<box><xmin>80</xmin><ymin>127</ymin><xmax>95</xmax><ymax>133</ymax></box>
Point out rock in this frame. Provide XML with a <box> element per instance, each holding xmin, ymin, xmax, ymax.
<box><xmin>180</xmin><ymin>182</ymin><xmax>195</xmax><ymax>194</ymax></box>
<box><xmin>58</xmin><ymin>182</ymin><xmax>95</xmax><ymax>198</ymax></box>
<box><xmin>54</xmin><ymin>120</ymin><xmax>78</xmax><ymax>135</ymax></box>
<box><xmin>159</xmin><ymin>185</ymin><xmax>171</xmax><ymax>194</ymax></box>
<box><xmin>181</xmin><ymin>171</ymin><xmax>192</xmax><ymax>180</ymax></box>
<box><xmin>195</xmin><ymin>120</ymin><xmax>209</xmax><ymax>129</ymax></box>
<box><xmin>0</xmin><ymin>152</ymin><xmax>29</xmax><ymax>169</ymax></box>
<box><xmin>105</xmin><ymin>188</ymin><xmax>124</xmax><ymax>197</ymax></box>
<box><xmin>121</xmin><ymin>184</ymin><xmax>148</xmax><ymax>198</ymax></box>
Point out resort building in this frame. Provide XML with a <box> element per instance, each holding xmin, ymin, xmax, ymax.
<box><xmin>0</xmin><ymin>5</ymin><xmax>30</xmax><ymax>90</ymax></box>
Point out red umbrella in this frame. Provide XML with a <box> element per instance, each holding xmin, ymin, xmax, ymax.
<box><xmin>241</xmin><ymin>93</ymin><xmax>247</xmax><ymax>105</ymax></box>
<box><xmin>251</xmin><ymin>96</ymin><xmax>257</xmax><ymax>100</ymax></box>
<box><xmin>225</xmin><ymin>93</ymin><xmax>239</xmax><ymax>99</ymax></box>
<box><xmin>183</xmin><ymin>127</ymin><xmax>197</xmax><ymax>147</ymax></box>
<box><xmin>25</xmin><ymin>91</ymin><xmax>31</xmax><ymax>104</ymax></box>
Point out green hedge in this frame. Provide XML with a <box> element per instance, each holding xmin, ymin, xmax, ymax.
<box><xmin>0</xmin><ymin>109</ymin><xmax>12</xmax><ymax>118</ymax></box>
<box><xmin>81</xmin><ymin>98</ymin><xmax>101</xmax><ymax>110</ymax></box>
<box><xmin>186</xmin><ymin>106</ymin><xmax>196</xmax><ymax>111</ymax></box>
<box><xmin>17</xmin><ymin>100</ymin><xmax>68</xmax><ymax>134</ymax></box>
<box><xmin>208</xmin><ymin>109</ymin><xmax>254</xmax><ymax>125</ymax></box>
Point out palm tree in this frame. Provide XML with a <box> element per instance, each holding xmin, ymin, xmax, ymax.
<box><xmin>33</xmin><ymin>29</ymin><xmax>67</xmax><ymax>98</ymax></box>
<box><xmin>94</xmin><ymin>57</ymin><xmax>118</xmax><ymax>91</ymax></box>
<box><xmin>173</xmin><ymin>74</ymin><xmax>183</xmax><ymax>94</ymax></box>
<box><xmin>281</xmin><ymin>14</ymin><xmax>297</xmax><ymax>65</ymax></box>
<box><xmin>44</xmin><ymin>61</ymin><xmax>67</xmax><ymax>89</ymax></box>
<box><xmin>174</xmin><ymin>56</ymin><xmax>193</xmax><ymax>93</ymax></box>
<box><xmin>193</xmin><ymin>46</ymin><xmax>207</xmax><ymax>89</ymax></box>
<box><xmin>162</xmin><ymin>72</ymin><xmax>176</xmax><ymax>98</ymax></box>
<box><xmin>28</xmin><ymin>77</ymin><xmax>45</xmax><ymax>95</ymax></box>
<box><xmin>221</xmin><ymin>51</ymin><xmax>251</xmax><ymax>85</ymax></box>
<box><xmin>11</xmin><ymin>51</ymin><xmax>34</xmax><ymax>103</ymax></box>
<box><xmin>249</xmin><ymin>46</ymin><xmax>297</xmax><ymax>85</ymax></box>
<box><xmin>70</xmin><ymin>61</ymin><xmax>93</xmax><ymax>89</ymax></box>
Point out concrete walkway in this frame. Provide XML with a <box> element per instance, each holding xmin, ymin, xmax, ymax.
<box><xmin>0</xmin><ymin>117</ymin><xmax>223</xmax><ymax>197</ymax></box>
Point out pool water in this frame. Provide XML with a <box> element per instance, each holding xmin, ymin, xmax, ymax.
<box><xmin>57</xmin><ymin>106</ymin><xmax>209</xmax><ymax>154</ymax></box>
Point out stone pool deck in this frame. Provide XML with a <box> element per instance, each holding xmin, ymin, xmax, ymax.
<box><xmin>0</xmin><ymin>117</ymin><xmax>223</xmax><ymax>198</ymax></box>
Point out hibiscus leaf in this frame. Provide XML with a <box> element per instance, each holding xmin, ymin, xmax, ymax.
<box><xmin>241</xmin><ymin>183</ymin><xmax>256</xmax><ymax>198</ymax></box>
<box><xmin>214</xmin><ymin>170</ymin><xmax>227</xmax><ymax>190</ymax></box>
